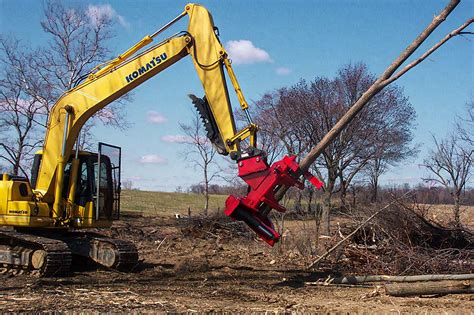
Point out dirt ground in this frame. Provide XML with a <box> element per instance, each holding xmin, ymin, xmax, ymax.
<box><xmin>1</xmin><ymin>213</ymin><xmax>473</xmax><ymax>313</ymax></box>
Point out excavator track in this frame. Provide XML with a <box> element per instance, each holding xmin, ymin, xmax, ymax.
<box><xmin>0</xmin><ymin>230</ymin><xmax>72</xmax><ymax>277</ymax></box>
<box><xmin>56</xmin><ymin>232</ymin><xmax>139</xmax><ymax>272</ymax></box>
<box><xmin>0</xmin><ymin>230</ymin><xmax>138</xmax><ymax>276</ymax></box>
<box><xmin>88</xmin><ymin>236</ymin><xmax>139</xmax><ymax>271</ymax></box>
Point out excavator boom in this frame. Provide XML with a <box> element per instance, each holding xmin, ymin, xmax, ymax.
<box><xmin>0</xmin><ymin>3</ymin><xmax>260</xmax><ymax>276</ymax></box>
<box><xmin>35</xmin><ymin>4</ymin><xmax>255</xmax><ymax>206</ymax></box>
<box><xmin>0</xmin><ymin>3</ymin><xmax>321</xmax><ymax>277</ymax></box>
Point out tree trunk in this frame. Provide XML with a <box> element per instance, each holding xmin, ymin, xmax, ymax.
<box><xmin>339</xmin><ymin>177</ymin><xmax>347</xmax><ymax>207</ymax></box>
<box><xmin>370</xmin><ymin>159</ymin><xmax>380</xmax><ymax>203</ymax></box>
<box><xmin>453</xmin><ymin>194</ymin><xmax>461</xmax><ymax>228</ymax></box>
<box><xmin>329</xmin><ymin>274</ymin><xmax>474</xmax><ymax>284</ymax></box>
<box><xmin>385</xmin><ymin>280</ymin><xmax>473</xmax><ymax>297</ymax></box>
<box><xmin>321</xmin><ymin>168</ymin><xmax>336</xmax><ymax>236</ymax></box>
<box><xmin>12</xmin><ymin>150</ymin><xmax>21</xmax><ymax>176</ymax></box>
<box><xmin>13</xmin><ymin>158</ymin><xmax>20</xmax><ymax>176</ymax></box>
<box><xmin>351</xmin><ymin>186</ymin><xmax>357</xmax><ymax>207</ymax></box>
<box><xmin>371</xmin><ymin>177</ymin><xmax>378</xmax><ymax>203</ymax></box>
<box><xmin>307</xmin><ymin>188</ymin><xmax>314</xmax><ymax>214</ymax></box>
<box><xmin>295</xmin><ymin>190</ymin><xmax>303</xmax><ymax>214</ymax></box>
<box><xmin>204</xmin><ymin>165</ymin><xmax>209</xmax><ymax>216</ymax></box>
<box><xmin>321</xmin><ymin>190</ymin><xmax>332</xmax><ymax>235</ymax></box>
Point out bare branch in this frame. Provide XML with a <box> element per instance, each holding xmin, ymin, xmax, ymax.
<box><xmin>383</xmin><ymin>17</ymin><xmax>474</xmax><ymax>86</ymax></box>
<box><xmin>272</xmin><ymin>0</ymin><xmax>467</xmax><ymax>207</ymax></box>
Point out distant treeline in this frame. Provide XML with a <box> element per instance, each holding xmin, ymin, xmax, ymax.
<box><xmin>185</xmin><ymin>183</ymin><xmax>474</xmax><ymax>206</ymax></box>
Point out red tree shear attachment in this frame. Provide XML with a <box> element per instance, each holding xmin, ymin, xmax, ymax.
<box><xmin>225</xmin><ymin>154</ymin><xmax>323</xmax><ymax>246</ymax></box>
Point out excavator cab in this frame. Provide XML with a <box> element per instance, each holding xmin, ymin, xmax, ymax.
<box><xmin>30</xmin><ymin>142</ymin><xmax>121</xmax><ymax>225</ymax></box>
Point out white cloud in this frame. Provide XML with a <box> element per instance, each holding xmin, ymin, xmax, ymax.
<box><xmin>276</xmin><ymin>67</ymin><xmax>292</xmax><ymax>75</ymax></box>
<box><xmin>147</xmin><ymin>111</ymin><xmax>167</xmax><ymax>124</ymax></box>
<box><xmin>225</xmin><ymin>40</ymin><xmax>272</xmax><ymax>65</ymax></box>
<box><xmin>139</xmin><ymin>154</ymin><xmax>167</xmax><ymax>164</ymax></box>
<box><xmin>161</xmin><ymin>135</ymin><xmax>191</xmax><ymax>143</ymax></box>
<box><xmin>86</xmin><ymin>4</ymin><xmax>129</xmax><ymax>28</ymax></box>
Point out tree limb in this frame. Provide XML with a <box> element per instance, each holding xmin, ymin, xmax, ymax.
<box><xmin>271</xmin><ymin>0</ymin><xmax>469</xmax><ymax>205</ymax></box>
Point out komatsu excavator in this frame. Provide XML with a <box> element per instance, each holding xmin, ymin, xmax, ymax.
<box><xmin>0</xmin><ymin>3</ymin><xmax>322</xmax><ymax>276</ymax></box>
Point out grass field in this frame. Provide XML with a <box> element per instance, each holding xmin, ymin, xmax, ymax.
<box><xmin>120</xmin><ymin>190</ymin><xmax>227</xmax><ymax>216</ymax></box>
<box><xmin>120</xmin><ymin>190</ymin><xmax>474</xmax><ymax>229</ymax></box>
<box><xmin>420</xmin><ymin>203</ymin><xmax>474</xmax><ymax>229</ymax></box>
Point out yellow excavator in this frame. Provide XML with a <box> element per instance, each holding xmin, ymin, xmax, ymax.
<box><xmin>0</xmin><ymin>3</ymin><xmax>321</xmax><ymax>276</ymax></box>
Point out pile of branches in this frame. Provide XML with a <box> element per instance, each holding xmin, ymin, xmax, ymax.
<box><xmin>339</xmin><ymin>203</ymin><xmax>473</xmax><ymax>275</ymax></box>
<box><xmin>178</xmin><ymin>213</ymin><xmax>253</xmax><ymax>242</ymax></box>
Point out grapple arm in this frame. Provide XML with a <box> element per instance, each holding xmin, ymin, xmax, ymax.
<box><xmin>225</xmin><ymin>154</ymin><xmax>323</xmax><ymax>246</ymax></box>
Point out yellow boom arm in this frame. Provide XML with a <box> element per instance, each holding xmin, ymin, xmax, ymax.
<box><xmin>34</xmin><ymin>3</ymin><xmax>256</xmax><ymax>207</ymax></box>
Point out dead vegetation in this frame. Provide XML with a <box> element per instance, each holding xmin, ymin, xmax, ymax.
<box><xmin>272</xmin><ymin>198</ymin><xmax>473</xmax><ymax>276</ymax></box>
<box><xmin>1</xmin><ymin>203</ymin><xmax>473</xmax><ymax>313</ymax></box>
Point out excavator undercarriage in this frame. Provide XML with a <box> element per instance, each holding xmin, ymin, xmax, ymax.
<box><xmin>0</xmin><ymin>229</ymin><xmax>138</xmax><ymax>276</ymax></box>
<box><xmin>0</xmin><ymin>142</ymin><xmax>138</xmax><ymax>276</ymax></box>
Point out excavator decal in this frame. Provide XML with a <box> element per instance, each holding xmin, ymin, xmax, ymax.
<box><xmin>125</xmin><ymin>53</ymin><xmax>168</xmax><ymax>83</ymax></box>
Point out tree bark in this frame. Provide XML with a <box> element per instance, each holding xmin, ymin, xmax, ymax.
<box><xmin>385</xmin><ymin>280</ymin><xmax>474</xmax><ymax>297</ymax></box>
<box><xmin>307</xmin><ymin>188</ymin><xmax>314</xmax><ymax>214</ymax></box>
<box><xmin>13</xmin><ymin>152</ymin><xmax>20</xmax><ymax>176</ymax></box>
<box><xmin>370</xmin><ymin>158</ymin><xmax>381</xmax><ymax>203</ymax></box>
<box><xmin>339</xmin><ymin>176</ymin><xmax>347</xmax><ymax>207</ymax></box>
<box><xmin>329</xmin><ymin>274</ymin><xmax>474</xmax><ymax>284</ymax></box>
<box><xmin>321</xmin><ymin>190</ymin><xmax>332</xmax><ymax>235</ymax></box>
<box><xmin>371</xmin><ymin>177</ymin><xmax>378</xmax><ymax>203</ymax></box>
<box><xmin>204</xmin><ymin>165</ymin><xmax>209</xmax><ymax>216</ymax></box>
<box><xmin>453</xmin><ymin>194</ymin><xmax>461</xmax><ymax>228</ymax></box>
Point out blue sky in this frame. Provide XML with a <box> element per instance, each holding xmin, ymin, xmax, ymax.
<box><xmin>1</xmin><ymin>0</ymin><xmax>473</xmax><ymax>191</ymax></box>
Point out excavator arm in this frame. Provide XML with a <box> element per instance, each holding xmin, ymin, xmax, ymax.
<box><xmin>0</xmin><ymin>3</ymin><xmax>327</xmax><ymax>278</ymax></box>
<box><xmin>34</xmin><ymin>4</ymin><xmax>256</xmax><ymax>208</ymax></box>
<box><xmin>2</xmin><ymin>3</ymin><xmax>322</xmax><ymax>248</ymax></box>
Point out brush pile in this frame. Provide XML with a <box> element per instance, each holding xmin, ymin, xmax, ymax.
<box><xmin>342</xmin><ymin>203</ymin><xmax>473</xmax><ymax>275</ymax></box>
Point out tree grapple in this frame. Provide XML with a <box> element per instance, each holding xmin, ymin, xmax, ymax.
<box><xmin>225</xmin><ymin>154</ymin><xmax>323</xmax><ymax>246</ymax></box>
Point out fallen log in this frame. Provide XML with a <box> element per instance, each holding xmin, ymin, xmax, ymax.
<box><xmin>385</xmin><ymin>280</ymin><xmax>473</xmax><ymax>297</ymax></box>
<box><xmin>330</xmin><ymin>274</ymin><xmax>474</xmax><ymax>284</ymax></box>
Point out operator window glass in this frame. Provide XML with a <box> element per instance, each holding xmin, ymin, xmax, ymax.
<box><xmin>80</xmin><ymin>162</ymin><xmax>87</xmax><ymax>182</ymax></box>
<box><xmin>93</xmin><ymin>162</ymin><xmax>109</xmax><ymax>190</ymax></box>
<box><xmin>78</xmin><ymin>161</ymin><xmax>88</xmax><ymax>192</ymax></box>
<box><xmin>62</xmin><ymin>163</ymin><xmax>72</xmax><ymax>199</ymax></box>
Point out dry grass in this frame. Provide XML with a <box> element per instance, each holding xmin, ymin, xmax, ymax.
<box><xmin>416</xmin><ymin>204</ymin><xmax>474</xmax><ymax>230</ymax></box>
<box><xmin>120</xmin><ymin>190</ymin><xmax>474</xmax><ymax>232</ymax></box>
<box><xmin>120</xmin><ymin>190</ymin><xmax>227</xmax><ymax>216</ymax></box>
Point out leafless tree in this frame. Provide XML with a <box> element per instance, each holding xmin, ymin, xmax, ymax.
<box><xmin>34</xmin><ymin>1</ymin><xmax>128</xmax><ymax>143</ymax></box>
<box><xmin>1</xmin><ymin>1</ymin><xmax>130</xmax><ymax>172</ymax></box>
<box><xmin>264</xmin><ymin>2</ymin><xmax>473</xmax><ymax>249</ymax></box>
<box><xmin>423</xmin><ymin>134</ymin><xmax>473</xmax><ymax>228</ymax></box>
<box><xmin>250</xmin><ymin>91</ymin><xmax>300</xmax><ymax>162</ymax></box>
<box><xmin>180</xmin><ymin>111</ymin><xmax>219</xmax><ymax>215</ymax></box>
<box><xmin>122</xmin><ymin>179</ymin><xmax>133</xmax><ymax>190</ymax></box>
<box><xmin>0</xmin><ymin>38</ymin><xmax>45</xmax><ymax>176</ymax></box>
<box><xmin>253</xmin><ymin>63</ymin><xmax>416</xmax><ymax>233</ymax></box>
<box><xmin>361</xmin><ymin>85</ymin><xmax>418</xmax><ymax>203</ymax></box>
